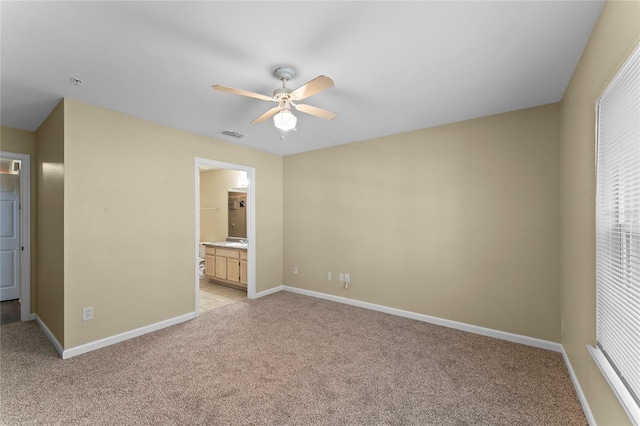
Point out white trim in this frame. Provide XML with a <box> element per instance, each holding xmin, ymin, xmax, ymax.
<box><xmin>30</xmin><ymin>313</ymin><xmax>36</xmax><ymax>320</ymax></box>
<box><xmin>194</xmin><ymin>162</ymin><xmax>201</xmax><ymax>317</ymax></box>
<box><xmin>562</xmin><ymin>347</ymin><xmax>597</xmax><ymax>425</ymax></box>
<box><xmin>0</xmin><ymin>151</ymin><xmax>31</xmax><ymax>321</ymax></box>
<box><xmin>246</xmin><ymin>166</ymin><xmax>256</xmax><ymax>299</ymax></box>
<box><xmin>34</xmin><ymin>314</ymin><xmax>63</xmax><ymax>357</ymax></box>
<box><xmin>282</xmin><ymin>286</ymin><xmax>562</xmax><ymax>352</ymax></box>
<box><xmin>588</xmin><ymin>345</ymin><xmax>640</xmax><ymax>425</ymax></box>
<box><xmin>194</xmin><ymin>158</ymin><xmax>257</xmax><ymax>311</ymax></box>
<box><xmin>61</xmin><ymin>312</ymin><xmax>196</xmax><ymax>359</ymax></box>
<box><xmin>254</xmin><ymin>285</ymin><xmax>283</xmax><ymax>299</ymax></box>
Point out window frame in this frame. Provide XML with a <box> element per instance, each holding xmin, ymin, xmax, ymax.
<box><xmin>590</xmin><ymin>42</ymin><xmax>640</xmax><ymax>426</ymax></box>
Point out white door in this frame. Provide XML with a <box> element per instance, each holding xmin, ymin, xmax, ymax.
<box><xmin>0</xmin><ymin>173</ymin><xmax>20</xmax><ymax>301</ymax></box>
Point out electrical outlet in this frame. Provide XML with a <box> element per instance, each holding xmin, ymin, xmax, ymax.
<box><xmin>293</xmin><ymin>266</ymin><xmax>298</xmax><ymax>275</ymax></box>
<box><xmin>326</xmin><ymin>272</ymin><xmax>332</xmax><ymax>280</ymax></box>
<box><xmin>339</xmin><ymin>272</ymin><xmax>344</xmax><ymax>281</ymax></box>
<box><xmin>82</xmin><ymin>307</ymin><xmax>94</xmax><ymax>322</ymax></box>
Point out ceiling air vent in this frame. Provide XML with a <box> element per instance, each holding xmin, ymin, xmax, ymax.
<box><xmin>218</xmin><ymin>130</ymin><xmax>247</xmax><ymax>139</ymax></box>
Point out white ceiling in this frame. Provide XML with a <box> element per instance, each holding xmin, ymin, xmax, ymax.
<box><xmin>1</xmin><ymin>1</ymin><xmax>604</xmax><ymax>156</ymax></box>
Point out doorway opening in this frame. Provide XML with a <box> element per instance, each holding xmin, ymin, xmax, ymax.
<box><xmin>0</xmin><ymin>151</ymin><xmax>31</xmax><ymax>322</ymax></box>
<box><xmin>194</xmin><ymin>158</ymin><xmax>256</xmax><ymax>316</ymax></box>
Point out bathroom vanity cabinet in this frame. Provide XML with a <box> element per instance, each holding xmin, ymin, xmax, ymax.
<box><xmin>204</xmin><ymin>244</ymin><xmax>247</xmax><ymax>290</ymax></box>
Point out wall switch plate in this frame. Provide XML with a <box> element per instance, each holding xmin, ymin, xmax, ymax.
<box><xmin>339</xmin><ymin>272</ymin><xmax>344</xmax><ymax>281</ymax></box>
<box><xmin>327</xmin><ymin>272</ymin><xmax>331</xmax><ymax>280</ymax></box>
<box><xmin>345</xmin><ymin>273</ymin><xmax>350</xmax><ymax>283</ymax></box>
<box><xmin>82</xmin><ymin>307</ymin><xmax>94</xmax><ymax>322</ymax></box>
<box><xmin>293</xmin><ymin>266</ymin><xmax>298</xmax><ymax>275</ymax></box>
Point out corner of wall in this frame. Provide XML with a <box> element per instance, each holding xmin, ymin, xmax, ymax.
<box><xmin>35</xmin><ymin>98</ymin><xmax>66</xmax><ymax>347</ymax></box>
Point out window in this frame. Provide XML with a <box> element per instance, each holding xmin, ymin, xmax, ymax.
<box><xmin>591</xmin><ymin>43</ymin><xmax>640</xmax><ymax>425</ymax></box>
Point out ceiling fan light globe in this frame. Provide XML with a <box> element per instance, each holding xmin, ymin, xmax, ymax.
<box><xmin>273</xmin><ymin>110</ymin><xmax>297</xmax><ymax>131</ymax></box>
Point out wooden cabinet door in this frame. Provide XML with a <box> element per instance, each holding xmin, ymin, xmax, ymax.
<box><xmin>205</xmin><ymin>254</ymin><xmax>215</xmax><ymax>277</ymax></box>
<box><xmin>240</xmin><ymin>259</ymin><xmax>248</xmax><ymax>285</ymax></box>
<box><xmin>227</xmin><ymin>258</ymin><xmax>240</xmax><ymax>283</ymax></box>
<box><xmin>215</xmin><ymin>256</ymin><xmax>227</xmax><ymax>280</ymax></box>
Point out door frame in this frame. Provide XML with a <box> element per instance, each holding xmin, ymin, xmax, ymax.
<box><xmin>194</xmin><ymin>157</ymin><xmax>256</xmax><ymax>316</ymax></box>
<box><xmin>1</xmin><ymin>151</ymin><xmax>31</xmax><ymax>321</ymax></box>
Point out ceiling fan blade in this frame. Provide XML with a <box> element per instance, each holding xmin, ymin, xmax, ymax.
<box><xmin>251</xmin><ymin>105</ymin><xmax>283</xmax><ymax>124</ymax></box>
<box><xmin>212</xmin><ymin>85</ymin><xmax>274</xmax><ymax>102</ymax></box>
<box><xmin>294</xmin><ymin>103</ymin><xmax>338</xmax><ymax>120</ymax></box>
<box><xmin>289</xmin><ymin>76</ymin><xmax>334</xmax><ymax>100</ymax></box>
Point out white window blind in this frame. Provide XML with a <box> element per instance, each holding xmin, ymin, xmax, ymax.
<box><xmin>594</xmin><ymin>42</ymin><xmax>640</xmax><ymax>425</ymax></box>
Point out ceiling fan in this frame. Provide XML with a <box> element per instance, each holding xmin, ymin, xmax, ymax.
<box><xmin>212</xmin><ymin>66</ymin><xmax>338</xmax><ymax>131</ymax></box>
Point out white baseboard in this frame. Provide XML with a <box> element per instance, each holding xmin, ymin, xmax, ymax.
<box><xmin>34</xmin><ymin>314</ymin><xmax>64</xmax><ymax>358</ymax></box>
<box><xmin>282</xmin><ymin>286</ymin><xmax>597</xmax><ymax>422</ymax></box>
<box><xmin>282</xmin><ymin>286</ymin><xmax>562</xmax><ymax>353</ymax></box>
<box><xmin>61</xmin><ymin>312</ymin><xmax>196</xmax><ymax>359</ymax></box>
<box><xmin>254</xmin><ymin>285</ymin><xmax>283</xmax><ymax>299</ymax></box>
<box><xmin>562</xmin><ymin>347</ymin><xmax>596</xmax><ymax>425</ymax></box>
<box><xmin>30</xmin><ymin>313</ymin><xmax>36</xmax><ymax>321</ymax></box>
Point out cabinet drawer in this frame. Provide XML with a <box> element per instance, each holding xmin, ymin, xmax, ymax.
<box><xmin>240</xmin><ymin>251</ymin><xmax>247</xmax><ymax>260</ymax></box>
<box><xmin>215</xmin><ymin>248</ymin><xmax>239</xmax><ymax>258</ymax></box>
<box><xmin>205</xmin><ymin>247</ymin><xmax>216</xmax><ymax>255</ymax></box>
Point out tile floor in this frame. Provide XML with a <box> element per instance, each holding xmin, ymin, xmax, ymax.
<box><xmin>199</xmin><ymin>278</ymin><xmax>246</xmax><ymax>313</ymax></box>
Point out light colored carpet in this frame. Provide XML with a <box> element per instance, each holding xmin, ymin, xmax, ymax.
<box><xmin>0</xmin><ymin>292</ymin><xmax>586</xmax><ymax>425</ymax></box>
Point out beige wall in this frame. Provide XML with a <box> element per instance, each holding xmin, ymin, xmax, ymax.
<box><xmin>0</xmin><ymin>126</ymin><xmax>38</xmax><ymax>313</ymax></box>
<box><xmin>63</xmin><ymin>98</ymin><xmax>282</xmax><ymax>348</ymax></box>
<box><xmin>559</xmin><ymin>0</ymin><xmax>640</xmax><ymax>424</ymax></box>
<box><xmin>284</xmin><ymin>103</ymin><xmax>561</xmax><ymax>342</ymax></box>
<box><xmin>35</xmin><ymin>101</ymin><xmax>66</xmax><ymax>343</ymax></box>
<box><xmin>200</xmin><ymin>169</ymin><xmax>246</xmax><ymax>242</ymax></box>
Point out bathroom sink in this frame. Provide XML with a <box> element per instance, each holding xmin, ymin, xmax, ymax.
<box><xmin>225</xmin><ymin>242</ymin><xmax>248</xmax><ymax>248</ymax></box>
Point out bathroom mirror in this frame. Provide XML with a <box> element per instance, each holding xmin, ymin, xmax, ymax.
<box><xmin>228</xmin><ymin>190</ymin><xmax>247</xmax><ymax>238</ymax></box>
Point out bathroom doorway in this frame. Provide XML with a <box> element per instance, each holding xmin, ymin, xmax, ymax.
<box><xmin>194</xmin><ymin>158</ymin><xmax>256</xmax><ymax>316</ymax></box>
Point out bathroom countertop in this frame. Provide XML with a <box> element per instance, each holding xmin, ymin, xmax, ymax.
<box><xmin>202</xmin><ymin>241</ymin><xmax>248</xmax><ymax>250</ymax></box>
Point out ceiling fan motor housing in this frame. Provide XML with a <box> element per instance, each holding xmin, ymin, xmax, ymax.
<box><xmin>273</xmin><ymin>87</ymin><xmax>293</xmax><ymax>99</ymax></box>
<box><xmin>273</xmin><ymin>66</ymin><xmax>295</xmax><ymax>82</ymax></box>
